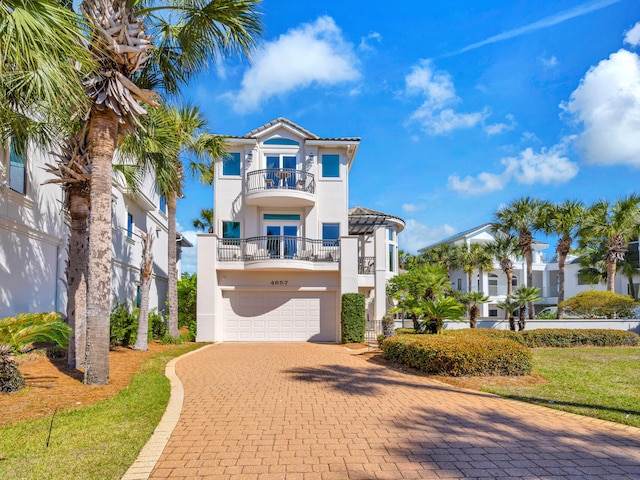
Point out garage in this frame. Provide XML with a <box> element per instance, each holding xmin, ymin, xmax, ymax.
<box><xmin>222</xmin><ymin>291</ymin><xmax>337</xmax><ymax>342</ymax></box>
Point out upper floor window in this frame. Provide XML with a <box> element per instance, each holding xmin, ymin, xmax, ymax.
<box><xmin>127</xmin><ymin>213</ymin><xmax>134</xmax><ymax>238</ymax></box>
<box><xmin>9</xmin><ymin>141</ymin><xmax>26</xmax><ymax>194</ymax></box>
<box><xmin>388</xmin><ymin>228</ymin><xmax>394</xmax><ymax>241</ymax></box>
<box><xmin>222</xmin><ymin>221</ymin><xmax>241</xmax><ymax>245</ymax></box>
<box><xmin>222</xmin><ymin>152</ymin><xmax>241</xmax><ymax>176</ymax></box>
<box><xmin>159</xmin><ymin>195</ymin><xmax>167</xmax><ymax>213</ymax></box>
<box><xmin>321</xmin><ymin>154</ymin><xmax>339</xmax><ymax>178</ymax></box>
<box><xmin>322</xmin><ymin>223</ymin><xmax>340</xmax><ymax>246</ymax></box>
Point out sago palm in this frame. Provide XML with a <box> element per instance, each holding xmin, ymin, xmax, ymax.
<box><xmin>419</xmin><ymin>296</ymin><xmax>465</xmax><ymax>334</ymax></box>
<box><xmin>512</xmin><ymin>286</ymin><xmax>541</xmax><ymax>331</ymax></box>
<box><xmin>497</xmin><ymin>298</ymin><xmax>519</xmax><ymax>331</ymax></box>
<box><xmin>461</xmin><ymin>291</ymin><xmax>489</xmax><ymax>328</ymax></box>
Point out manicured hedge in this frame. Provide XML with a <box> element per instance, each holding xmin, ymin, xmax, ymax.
<box><xmin>341</xmin><ymin>293</ymin><xmax>365</xmax><ymax>343</ymax></box>
<box><xmin>445</xmin><ymin>328</ymin><xmax>640</xmax><ymax>348</ymax></box>
<box><xmin>381</xmin><ymin>334</ymin><xmax>532</xmax><ymax>376</ymax></box>
<box><xmin>395</xmin><ymin>328</ymin><xmax>416</xmax><ymax>335</ymax></box>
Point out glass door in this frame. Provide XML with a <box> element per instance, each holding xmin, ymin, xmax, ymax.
<box><xmin>265</xmin><ymin>155</ymin><xmax>297</xmax><ymax>188</ymax></box>
<box><xmin>265</xmin><ymin>225</ymin><xmax>298</xmax><ymax>258</ymax></box>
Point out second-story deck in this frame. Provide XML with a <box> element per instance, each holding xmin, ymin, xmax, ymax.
<box><xmin>218</xmin><ymin>236</ymin><xmax>339</xmax><ymax>264</ymax></box>
<box><xmin>245</xmin><ymin>168</ymin><xmax>315</xmax><ymax>207</ymax></box>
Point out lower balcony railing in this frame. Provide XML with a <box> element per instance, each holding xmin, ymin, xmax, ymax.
<box><xmin>359</xmin><ymin>256</ymin><xmax>375</xmax><ymax>274</ymax></box>
<box><xmin>217</xmin><ymin>236</ymin><xmax>339</xmax><ymax>262</ymax></box>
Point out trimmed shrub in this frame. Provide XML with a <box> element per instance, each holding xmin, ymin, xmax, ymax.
<box><xmin>341</xmin><ymin>293</ymin><xmax>365</xmax><ymax>343</ymax></box>
<box><xmin>395</xmin><ymin>328</ymin><xmax>416</xmax><ymax>335</ymax></box>
<box><xmin>559</xmin><ymin>290</ymin><xmax>638</xmax><ymax>318</ymax></box>
<box><xmin>148</xmin><ymin>309</ymin><xmax>167</xmax><ymax>340</ymax></box>
<box><xmin>381</xmin><ymin>334</ymin><xmax>532</xmax><ymax>376</ymax></box>
<box><xmin>444</xmin><ymin>328</ymin><xmax>640</xmax><ymax>348</ymax></box>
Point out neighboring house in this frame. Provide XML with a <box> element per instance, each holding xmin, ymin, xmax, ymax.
<box><xmin>420</xmin><ymin>223</ymin><xmax>549</xmax><ymax>318</ymax></box>
<box><xmin>420</xmin><ymin>223</ymin><xmax>640</xmax><ymax>317</ymax></box>
<box><xmin>197</xmin><ymin>118</ymin><xmax>404</xmax><ymax>342</ymax></box>
<box><xmin>0</xmin><ymin>140</ymin><xmax>180</xmax><ymax>317</ymax></box>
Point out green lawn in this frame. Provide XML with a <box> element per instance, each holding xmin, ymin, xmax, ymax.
<box><xmin>484</xmin><ymin>347</ymin><xmax>640</xmax><ymax>428</ymax></box>
<box><xmin>0</xmin><ymin>343</ymin><xmax>205</xmax><ymax>480</ymax></box>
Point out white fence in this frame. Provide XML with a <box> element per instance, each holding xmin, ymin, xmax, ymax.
<box><xmin>443</xmin><ymin>319</ymin><xmax>640</xmax><ymax>333</ymax></box>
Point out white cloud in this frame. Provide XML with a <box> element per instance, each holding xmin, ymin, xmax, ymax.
<box><xmin>561</xmin><ymin>48</ymin><xmax>640</xmax><ymax>167</ymax></box>
<box><xmin>229</xmin><ymin>16</ymin><xmax>360</xmax><ymax>113</ymax></box>
<box><xmin>624</xmin><ymin>22</ymin><xmax>640</xmax><ymax>47</ymax></box>
<box><xmin>542</xmin><ymin>55</ymin><xmax>559</xmax><ymax>68</ymax></box>
<box><xmin>405</xmin><ymin>60</ymin><xmax>489</xmax><ymax>135</ymax></box>
<box><xmin>401</xmin><ymin>203</ymin><xmax>426</xmax><ymax>213</ymax></box>
<box><xmin>448</xmin><ymin>144</ymin><xmax>578</xmax><ymax>196</ymax></box>
<box><xmin>485</xmin><ymin>114</ymin><xmax>517</xmax><ymax>135</ymax></box>
<box><xmin>358</xmin><ymin>32</ymin><xmax>382</xmax><ymax>52</ymax></box>
<box><xmin>399</xmin><ymin>220</ymin><xmax>456</xmax><ymax>253</ymax></box>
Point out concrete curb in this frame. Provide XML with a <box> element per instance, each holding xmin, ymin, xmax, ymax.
<box><xmin>121</xmin><ymin>343</ymin><xmax>216</xmax><ymax>480</ymax></box>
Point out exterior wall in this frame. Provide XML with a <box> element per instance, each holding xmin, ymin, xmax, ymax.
<box><xmin>0</xmin><ymin>143</ymin><xmax>170</xmax><ymax>318</ymax></box>
<box><xmin>444</xmin><ymin>318</ymin><xmax>640</xmax><ymax>333</ymax></box>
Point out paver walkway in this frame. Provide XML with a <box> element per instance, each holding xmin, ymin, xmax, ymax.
<box><xmin>148</xmin><ymin>343</ymin><xmax>640</xmax><ymax>479</ymax></box>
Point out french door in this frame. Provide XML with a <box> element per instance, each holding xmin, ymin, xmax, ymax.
<box><xmin>266</xmin><ymin>225</ymin><xmax>298</xmax><ymax>258</ymax></box>
<box><xmin>266</xmin><ymin>155</ymin><xmax>297</xmax><ymax>188</ymax></box>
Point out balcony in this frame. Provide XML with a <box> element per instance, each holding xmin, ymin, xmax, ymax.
<box><xmin>358</xmin><ymin>256</ymin><xmax>375</xmax><ymax>274</ymax></box>
<box><xmin>245</xmin><ymin>168</ymin><xmax>315</xmax><ymax>207</ymax></box>
<box><xmin>217</xmin><ymin>236</ymin><xmax>339</xmax><ymax>269</ymax></box>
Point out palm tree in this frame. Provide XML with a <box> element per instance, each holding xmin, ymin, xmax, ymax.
<box><xmin>121</xmin><ymin>104</ymin><xmax>226</xmax><ymax>339</ymax></box>
<box><xmin>537</xmin><ymin>200</ymin><xmax>585</xmax><ymax>318</ymax></box>
<box><xmin>193</xmin><ymin>208</ymin><xmax>214</xmax><ymax>233</ymax></box>
<box><xmin>497</xmin><ymin>298</ymin><xmax>519</xmax><ymax>331</ymax></box>
<box><xmin>493</xmin><ymin>197</ymin><xmax>544</xmax><ymax>319</ymax></box>
<box><xmin>457</xmin><ymin>243</ymin><xmax>493</xmax><ymax>293</ymax></box>
<box><xmin>619</xmin><ymin>256</ymin><xmax>639</xmax><ymax>299</ymax></box>
<box><xmin>422</xmin><ymin>243</ymin><xmax>459</xmax><ymax>277</ymax></box>
<box><xmin>0</xmin><ymin>0</ymin><xmax>94</xmax><ymax>148</ymax></box>
<box><xmin>578</xmin><ymin>194</ymin><xmax>640</xmax><ymax>293</ymax></box>
<box><xmin>78</xmin><ymin>0</ymin><xmax>261</xmax><ymax>384</ymax></box>
<box><xmin>133</xmin><ymin>228</ymin><xmax>154</xmax><ymax>351</ymax></box>
<box><xmin>512</xmin><ymin>286</ymin><xmax>541</xmax><ymax>331</ymax></box>
<box><xmin>461</xmin><ymin>291</ymin><xmax>490</xmax><ymax>328</ymax></box>
<box><xmin>486</xmin><ymin>233</ymin><xmax>519</xmax><ymax>300</ymax></box>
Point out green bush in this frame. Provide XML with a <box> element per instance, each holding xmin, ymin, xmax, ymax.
<box><xmin>377</xmin><ymin>333</ymin><xmax>385</xmax><ymax>349</ymax></box>
<box><xmin>395</xmin><ymin>328</ymin><xmax>416</xmax><ymax>335</ymax></box>
<box><xmin>559</xmin><ymin>290</ymin><xmax>638</xmax><ymax>318</ymax></box>
<box><xmin>341</xmin><ymin>293</ymin><xmax>365</xmax><ymax>343</ymax></box>
<box><xmin>110</xmin><ymin>302</ymin><xmax>137</xmax><ymax>347</ymax></box>
<box><xmin>445</xmin><ymin>328</ymin><xmax>640</xmax><ymax>348</ymax></box>
<box><xmin>381</xmin><ymin>334</ymin><xmax>532</xmax><ymax>376</ymax></box>
<box><xmin>148</xmin><ymin>309</ymin><xmax>167</xmax><ymax>340</ymax></box>
<box><xmin>177</xmin><ymin>273</ymin><xmax>197</xmax><ymax>341</ymax></box>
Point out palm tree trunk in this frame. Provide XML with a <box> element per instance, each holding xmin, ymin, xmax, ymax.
<box><xmin>518</xmin><ymin>306</ymin><xmax>526</xmax><ymax>331</ymax></box>
<box><xmin>607</xmin><ymin>261</ymin><xmax>617</xmax><ymax>292</ymax></box>
<box><xmin>66</xmin><ymin>191</ymin><xmax>89</xmax><ymax>368</ymax></box>
<box><xmin>167</xmin><ymin>192</ymin><xmax>179</xmax><ymax>338</ymax></box>
<box><xmin>526</xmin><ymin>250</ymin><xmax>534</xmax><ymax>319</ymax></box>
<box><xmin>134</xmin><ymin>229</ymin><xmax>154</xmax><ymax>351</ymax></box>
<box><xmin>505</xmin><ymin>270</ymin><xmax>513</xmax><ymax>320</ymax></box>
<box><xmin>85</xmin><ymin>109</ymin><xmax>117</xmax><ymax>385</ymax></box>
<box><xmin>557</xmin><ymin>251</ymin><xmax>567</xmax><ymax>319</ymax></box>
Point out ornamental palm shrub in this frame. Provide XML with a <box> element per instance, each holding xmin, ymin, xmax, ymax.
<box><xmin>0</xmin><ymin>312</ymin><xmax>72</xmax><ymax>393</ymax></box>
<box><xmin>341</xmin><ymin>293</ymin><xmax>366</xmax><ymax>343</ymax></box>
<box><xmin>559</xmin><ymin>290</ymin><xmax>638</xmax><ymax>318</ymax></box>
<box><xmin>419</xmin><ymin>296</ymin><xmax>465</xmax><ymax>334</ymax></box>
<box><xmin>461</xmin><ymin>291</ymin><xmax>490</xmax><ymax>328</ymax></box>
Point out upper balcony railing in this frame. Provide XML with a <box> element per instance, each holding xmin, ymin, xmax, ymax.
<box><xmin>217</xmin><ymin>236</ymin><xmax>339</xmax><ymax>262</ymax></box>
<box><xmin>246</xmin><ymin>168</ymin><xmax>315</xmax><ymax>195</ymax></box>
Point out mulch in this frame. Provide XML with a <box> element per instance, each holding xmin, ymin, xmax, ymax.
<box><xmin>0</xmin><ymin>342</ymin><xmax>181</xmax><ymax>428</ymax></box>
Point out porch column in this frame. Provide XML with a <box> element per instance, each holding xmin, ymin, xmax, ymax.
<box><xmin>196</xmin><ymin>234</ymin><xmax>220</xmax><ymax>342</ymax></box>
<box><xmin>339</xmin><ymin>236</ymin><xmax>358</xmax><ymax>295</ymax></box>
<box><xmin>374</xmin><ymin>226</ymin><xmax>387</xmax><ymax>321</ymax></box>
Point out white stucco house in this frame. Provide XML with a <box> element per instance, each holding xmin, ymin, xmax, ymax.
<box><xmin>420</xmin><ymin>223</ymin><xmax>639</xmax><ymax>317</ymax></box>
<box><xmin>0</xmin><ymin>140</ymin><xmax>180</xmax><ymax>318</ymax></box>
<box><xmin>196</xmin><ymin>118</ymin><xmax>404</xmax><ymax>342</ymax></box>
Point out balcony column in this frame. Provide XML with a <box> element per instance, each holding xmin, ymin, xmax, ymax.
<box><xmin>374</xmin><ymin>227</ymin><xmax>387</xmax><ymax>321</ymax></box>
<box><xmin>196</xmin><ymin>234</ymin><xmax>220</xmax><ymax>341</ymax></box>
<box><xmin>339</xmin><ymin>236</ymin><xmax>358</xmax><ymax>295</ymax></box>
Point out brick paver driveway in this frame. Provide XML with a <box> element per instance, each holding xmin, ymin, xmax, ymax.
<box><xmin>150</xmin><ymin>343</ymin><xmax>640</xmax><ymax>479</ymax></box>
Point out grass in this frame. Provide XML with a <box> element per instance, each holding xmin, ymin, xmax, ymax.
<box><xmin>0</xmin><ymin>343</ymin><xmax>205</xmax><ymax>480</ymax></box>
<box><xmin>482</xmin><ymin>347</ymin><xmax>640</xmax><ymax>428</ymax></box>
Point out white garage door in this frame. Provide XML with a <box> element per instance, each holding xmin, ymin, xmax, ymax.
<box><xmin>223</xmin><ymin>291</ymin><xmax>336</xmax><ymax>342</ymax></box>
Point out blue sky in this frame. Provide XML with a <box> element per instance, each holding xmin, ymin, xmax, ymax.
<box><xmin>176</xmin><ymin>0</ymin><xmax>640</xmax><ymax>273</ymax></box>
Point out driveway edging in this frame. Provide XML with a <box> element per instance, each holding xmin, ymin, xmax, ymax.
<box><xmin>121</xmin><ymin>343</ymin><xmax>216</xmax><ymax>480</ymax></box>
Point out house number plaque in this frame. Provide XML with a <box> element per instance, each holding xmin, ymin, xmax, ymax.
<box><xmin>270</xmin><ymin>280</ymin><xmax>289</xmax><ymax>285</ymax></box>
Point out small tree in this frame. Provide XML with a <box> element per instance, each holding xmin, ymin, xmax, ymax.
<box><xmin>497</xmin><ymin>298</ymin><xmax>519</xmax><ymax>331</ymax></box>
<box><xmin>513</xmin><ymin>286</ymin><xmax>541</xmax><ymax>331</ymax></box>
<box><xmin>559</xmin><ymin>290</ymin><xmax>638</xmax><ymax>318</ymax></box>
<box><xmin>177</xmin><ymin>273</ymin><xmax>198</xmax><ymax>341</ymax></box>
<box><xmin>461</xmin><ymin>291</ymin><xmax>490</xmax><ymax>328</ymax></box>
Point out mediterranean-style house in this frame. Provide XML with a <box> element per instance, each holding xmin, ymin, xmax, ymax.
<box><xmin>0</xmin><ymin>140</ymin><xmax>182</xmax><ymax>318</ymax></box>
<box><xmin>420</xmin><ymin>223</ymin><xmax>639</xmax><ymax>317</ymax></box>
<box><xmin>196</xmin><ymin>118</ymin><xmax>404</xmax><ymax>342</ymax></box>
